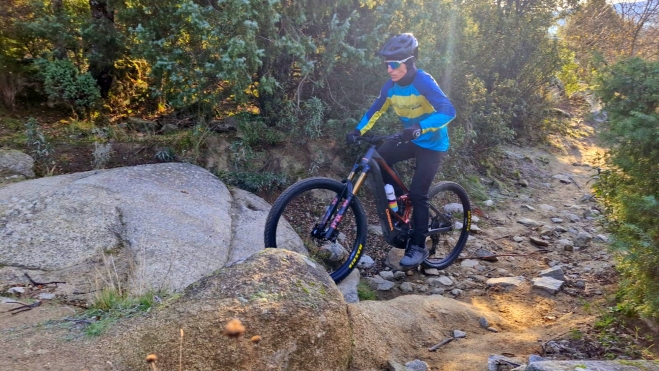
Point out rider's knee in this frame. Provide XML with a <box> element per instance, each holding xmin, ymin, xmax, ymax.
<box><xmin>408</xmin><ymin>190</ymin><xmax>428</xmax><ymax>203</ymax></box>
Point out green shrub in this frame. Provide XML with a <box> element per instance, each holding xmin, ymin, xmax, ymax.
<box><xmin>357</xmin><ymin>280</ymin><xmax>376</xmax><ymax>301</ymax></box>
<box><xmin>593</xmin><ymin>57</ymin><xmax>659</xmax><ymax>321</ymax></box>
<box><xmin>38</xmin><ymin>59</ymin><xmax>101</xmax><ymax>115</ymax></box>
<box><xmin>83</xmin><ymin>288</ymin><xmax>157</xmax><ymax>337</ymax></box>
<box><xmin>24</xmin><ymin>117</ymin><xmax>56</xmax><ymax>176</ymax></box>
<box><xmin>236</xmin><ymin>114</ymin><xmax>284</xmax><ymax>147</ymax></box>
<box><xmin>216</xmin><ymin>170</ymin><xmax>288</xmax><ymax>194</ymax></box>
<box><xmin>277</xmin><ymin>97</ymin><xmax>330</xmax><ymax>144</ymax></box>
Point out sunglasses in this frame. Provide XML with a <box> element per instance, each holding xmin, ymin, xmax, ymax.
<box><xmin>384</xmin><ymin>56</ymin><xmax>414</xmax><ymax>69</ymax></box>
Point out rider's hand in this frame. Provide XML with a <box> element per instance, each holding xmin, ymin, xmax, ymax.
<box><xmin>402</xmin><ymin>124</ymin><xmax>421</xmax><ymax>142</ymax></box>
<box><xmin>345</xmin><ymin>129</ymin><xmax>361</xmax><ymax>144</ymax></box>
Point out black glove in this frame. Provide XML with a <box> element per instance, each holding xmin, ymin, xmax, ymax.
<box><xmin>345</xmin><ymin>129</ymin><xmax>361</xmax><ymax>144</ymax></box>
<box><xmin>402</xmin><ymin>125</ymin><xmax>421</xmax><ymax>142</ymax></box>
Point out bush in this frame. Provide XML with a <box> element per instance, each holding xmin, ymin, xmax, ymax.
<box><xmin>38</xmin><ymin>58</ymin><xmax>101</xmax><ymax>116</ymax></box>
<box><xmin>24</xmin><ymin>117</ymin><xmax>56</xmax><ymax>176</ymax></box>
<box><xmin>276</xmin><ymin>97</ymin><xmax>330</xmax><ymax>144</ymax></box>
<box><xmin>593</xmin><ymin>57</ymin><xmax>659</xmax><ymax>320</ymax></box>
<box><xmin>216</xmin><ymin>170</ymin><xmax>288</xmax><ymax>194</ymax></box>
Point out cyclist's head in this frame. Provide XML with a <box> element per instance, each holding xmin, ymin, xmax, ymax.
<box><xmin>378</xmin><ymin>33</ymin><xmax>418</xmax><ymax>63</ymax></box>
<box><xmin>379</xmin><ymin>33</ymin><xmax>418</xmax><ymax>82</ymax></box>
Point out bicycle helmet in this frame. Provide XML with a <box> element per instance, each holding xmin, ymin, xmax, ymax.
<box><xmin>378</xmin><ymin>33</ymin><xmax>419</xmax><ymax>60</ymax></box>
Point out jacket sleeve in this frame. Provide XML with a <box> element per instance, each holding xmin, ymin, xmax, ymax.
<box><xmin>356</xmin><ymin>81</ymin><xmax>392</xmax><ymax>134</ymax></box>
<box><xmin>416</xmin><ymin>74</ymin><xmax>455</xmax><ymax>134</ymax></box>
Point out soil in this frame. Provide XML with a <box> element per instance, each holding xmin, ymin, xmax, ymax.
<box><xmin>0</xmin><ymin>105</ymin><xmax>657</xmax><ymax>370</ymax></box>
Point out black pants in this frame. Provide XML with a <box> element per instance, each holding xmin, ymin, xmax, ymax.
<box><xmin>378</xmin><ymin>140</ymin><xmax>446</xmax><ymax>246</ymax></box>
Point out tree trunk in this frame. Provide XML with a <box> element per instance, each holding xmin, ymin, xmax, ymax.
<box><xmin>87</xmin><ymin>0</ymin><xmax>116</xmax><ymax>98</ymax></box>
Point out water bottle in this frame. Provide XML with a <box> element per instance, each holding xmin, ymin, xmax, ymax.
<box><xmin>384</xmin><ymin>184</ymin><xmax>398</xmax><ymax>212</ymax></box>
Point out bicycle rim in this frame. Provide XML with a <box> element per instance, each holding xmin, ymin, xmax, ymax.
<box><xmin>263</xmin><ymin>177</ymin><xmax>367</xmax><ymax>283</ymax></box>
<box><xmin>423</xmin><ymin>181</ymin><xmax>471</xmax><ymax>269</ymax></box>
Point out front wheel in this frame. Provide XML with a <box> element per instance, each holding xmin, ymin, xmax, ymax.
<box><xmin>422</xmin><ymin>181</ymin><xmax>471</xmax><ymax>270</ymax></box>
<box><xmin>264</xmin><ymin>177</ymin><xmax>368</xmax><ymax>283</ymax></box>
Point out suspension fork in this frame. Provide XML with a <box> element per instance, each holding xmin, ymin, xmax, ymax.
<box><xmin>322</xmin><ymin>149</ymin><xmax>375</xmax><ymax>239</ymax></box>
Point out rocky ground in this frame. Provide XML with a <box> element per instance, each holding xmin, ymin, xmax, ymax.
<box><xmin>335</xmin><ymin>117</ymin><xmax>658</xmax><ymax>369</ymax></box>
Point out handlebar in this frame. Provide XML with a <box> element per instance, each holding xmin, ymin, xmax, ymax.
<box><xmin>352</xmin><ymin>132</ymin><xmax>402</xmax><ymax>145</ymax></box>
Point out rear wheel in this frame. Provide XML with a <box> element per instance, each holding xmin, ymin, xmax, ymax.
<box><xmin>422</xmin><ymin>181</ymin><xmax>471</xmax><ymax>269</ymax></box>
<box><xmin>264</xmin><ymin>177</ymin><xmax>367</xmax><ymax>283</ymax></box>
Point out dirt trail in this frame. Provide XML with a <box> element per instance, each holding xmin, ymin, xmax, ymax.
<box><xmin>0</xmin><ymin>117</ymin><xmax>633</xmax><ymax>371</ymax></box>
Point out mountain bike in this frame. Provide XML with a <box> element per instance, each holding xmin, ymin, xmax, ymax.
<box><xmin>263</xmin><ymin>133</ymin><xmax>471</xmax><ymax>283</ymax></box>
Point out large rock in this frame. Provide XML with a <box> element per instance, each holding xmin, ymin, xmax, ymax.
<box><xmin>0</xmin><ymin>149</ymin><xmax>35</xmax><ymax>180</ymax></box>
<box><xmin>111</xmin><ymin>249</ymin><xmax>351</xmax><ymax>371</ymax></box>
<box><xmin>0</xmin><ymin>163</ymin><xmax>299</xmax><ymax>294</ymax></box>
<box><xmin>348</xmin><ymin>295</ymin><xmax>505</xmax><ymax>370</ymax></box>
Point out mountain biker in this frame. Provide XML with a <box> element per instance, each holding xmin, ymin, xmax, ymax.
<box><xmin>346</xmin><ymin>33</ymin><xmax>456</xmax><ymax>269</ymax></box>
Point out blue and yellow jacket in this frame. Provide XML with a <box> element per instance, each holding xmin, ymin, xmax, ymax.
<box><xmin>356</xmin><ymin>69</ymin><xmax>455</xmax><ymax>152</ymax></box>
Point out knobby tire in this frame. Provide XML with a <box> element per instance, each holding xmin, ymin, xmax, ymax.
<box><xmin>422</xmin><ymin>181</ymin><xmax>471</xmax><ymax>270</ymax></box>
<box><xmin>264</xmin><ymin>177</ymin><xmax>367</xmax><ymax>283</ymax></box>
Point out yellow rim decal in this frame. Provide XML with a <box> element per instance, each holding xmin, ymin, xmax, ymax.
<box><xmin>348</xmin><ymin>244</ymin><xmax>363</xmax><ymax>269</ymax></box>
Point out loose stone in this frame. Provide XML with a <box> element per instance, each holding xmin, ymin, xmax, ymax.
<box><xmin>394</xmin><ymin>271</ymin><xmax>407</xmax><ymax>280</ymax></box>
<box><xmin>553</xmin><ymin>174</ymin><xmax>572</xmax><ymax>183</ymax></box>
<box><xmin>357</xmin><ymin>255</ymin><xmax>375</xmax><ymax>269</ymax></box>
<box><xmin>379</xmin><ymin>271</ymin><xmax>395</xmax><ymax>281</ymax></box>
<box><xmin>438</xmin><ymin>275</ymin><xmax>454</xmax><ymax>286</ymax></box>
<box><xmin>538</xmin><ymin>204</ymin><xmax>556</xmax><ymax>212</ymax></box>
<box><xmin>451</xmin><ymin>289</ymin><xmax>463</xmax><ymax>296</ymax></box>
<box><xmin>429</xmin><ymin>288</ymin><xmax>445</xmax><ymax>295</ymax></box>
<box><xmin>529</xmin><ymin>236</ymin><xmax>549</xmax><ymax>247</ymax></box>
<box><xmin>367</xmin><ymin>276</ymin><xmax>395</xmax><ymax>291</ymax></box>
<box><xmin>594</xmin><ymin>234</ymin><xmax>609</xmax><ymax>243</ymax></box>
<box><xmin>517</xmin><ymin>218</ymin><xmax>542</xmax><ymax>227</ymax></box>
<box><xmin>453</xmin><ymin>330</ymin><xmax>467</xmax><ymax>338</ymax></box>
<box><xmin>399</xmin><ymin>282</ymin><xmax>415</xmax><ymax>293</ymax></box>
<box><xmin>7</xmin><ymin>287</ymin><xmax>25</xmax><ymax>294</ymax></box>
<box><xmin>423</xmin><ymin>268</ymin><xmax>440</xmax><ymax>276</ymax></box>
<box><xmin>486</xmin><ymin>276</ymin><xmax>525</xmax><ymax>290</ymax></box>
<box><xmin>405</xmin><ymin>359</ymin><xmax>429</xmax><ymax>371</ymax></box>
<box><xmin>532</xmin><ymin>276</ymin><xmax>564</xmax><ymax>294</ymax></box>
<box><xmin>461</xmin><ymin>259</ymin><xmax>480</xmax><ymax>268</ymax></box>
<box><xmin>539</xmin><ymin>266</ymin><xmax>565</xmax><ymax>281</ymax></box>
<box><xmin>574</xmin><ymin>232</ymin><xmax>592</xmax><ymax>247</ymax></box>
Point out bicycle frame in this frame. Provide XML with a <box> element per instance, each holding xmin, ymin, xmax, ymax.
<box><xmin>319</xmin><ymin>136</ymin><xmax>455</xmax><ymax>249</ymax></box>
<box><xmin>356</xmin><ymin>146</ymin><xmax>413</xmax><ymax>247</ymax></box>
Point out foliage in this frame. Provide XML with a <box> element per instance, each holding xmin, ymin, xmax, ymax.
<box><xmin>276</xmin><ymin>97</ymin><xmax>332</xmax><ymax>143</ymax></box>
<box><xmin>123</xmin><ymin>0</ymin><xmax>262</xmax><ymax>108</ymax></box>
<box><xmin>154</xmin><ymin>147</ymin><xmax>176</xmax><ymax>162</ymax></box>
<box><xmin>24</xmin><ymin>117</ymin><xmax>56</xmax><ymax>176</ymax></box>
<box><xmin>357</xmin><ymin>280</ymin><xmax>377</xmax><ymax>301</ymax></box>
<box><xmin>450</xmin><ymin>0</ymin><xmax>566</xmax><ymax>150</ymax></box>
<box><xmin>236</xmin><ymin>113</ymin><xmax>284</xmax><ymax>147</ymax></box>
<box><xmin>593</xmin><ymin>57</ymin><xmax>659</xmax><ymax>320</ymax></box>
<box><xmin>106</xmin><ymin>58</ymin><xmax>151</xmax><ymax>113</ymax></box>
<box><xmin>216</xmin><ymin>170</ymin><xmax>288</xmax><ymax>194</ymax></box>
<box><xmin>83</xmin><ymin>287</ymin><xmax>157</xmax><ymax>336</ymax></box>
<box><xmin>37</xmin><ymin>58</ymin><xmax>101</xmax><ymax>115</ymax></box>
